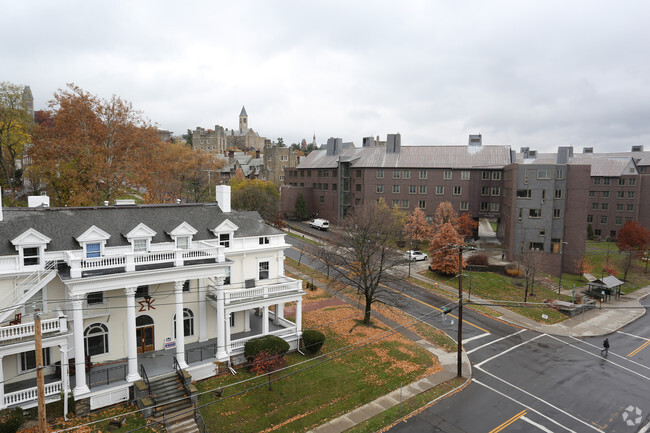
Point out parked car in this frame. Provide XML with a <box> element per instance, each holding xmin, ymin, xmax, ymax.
<box><xmin>309</xmin><ymin>218</ymin><xmax>330</xmax><ymax>230</ymax></box>
<box><xmin>404</xmin><ymin>250</ymin><xmax>428</xmax><ymax>261</ymax></box>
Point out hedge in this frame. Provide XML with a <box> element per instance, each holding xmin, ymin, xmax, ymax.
<box><xmin>244</xmin><ymin>335</ymin><xmax>290</xmax><ymax>361</ymax></box>
<box><xmin>0</xmin><ymin>408</ymin><xmax>23</xmax><ymax>433</ymax></box>
<box><xmin>301</xmin><ymin>330</ymin><xmax>326</xmax><ymax>354</ymax></box>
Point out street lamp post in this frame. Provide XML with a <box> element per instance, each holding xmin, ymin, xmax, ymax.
<box><xmin>558</xmin><ymin>241</ymin><xmax>568</xmax><ymax>296</ymax></box>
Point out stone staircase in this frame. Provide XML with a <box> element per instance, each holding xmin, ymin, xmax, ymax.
<box><xmin>142</xmin><ymin>373</ymin><xmax>200</xmax><ymax>433</ymax></box>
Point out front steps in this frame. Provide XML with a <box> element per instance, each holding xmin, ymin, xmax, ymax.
<box><xmin>138</xmin><ymin>372</ymin><xmax>200</xmax><ymax>433</ymax></box>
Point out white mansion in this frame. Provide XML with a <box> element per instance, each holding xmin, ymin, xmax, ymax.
<box><xmin>0</xmin><ymin>186</ymin><xmax>304</xmax><ymax>414</ymax></box>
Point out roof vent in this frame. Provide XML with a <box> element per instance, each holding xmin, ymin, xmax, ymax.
<box><xmin>583</xmin><ymin>147</ymin><xmax>593</xmax><ymax>154</ymax></box>
<box><xmin>28</xmin><ymin>196</ymin><xmax>50</xmax><ymax>208</ymax></box>
<box><xmin>632</xmin><ymin>145</ymin><xmax>644</xmax><ymax>152</ymax></box>
<box><xmin>468</xmin><ymin>134</ymin><xmax>482</xmax><ymax>146</ymax></box>
<box><xmin>115</xmin><ymin>199</ymin><xmax>136</xmax><ymax>206</ymax></box>
<box><xmin>386</xmin><ymin>133</ymin><xmax>401</xmax><ymax>154</ymax></box>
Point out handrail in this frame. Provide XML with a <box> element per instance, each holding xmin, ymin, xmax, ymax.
<box><xmin>173</xmin><ymin>356</ymin><xmax>193</xmax><ymax>399</ymax></box>
<box><xmin>0</xmin><ymin>260</ymin><xmax>56</xmax><ymax>322</ymax></box>
<box><xmin>195</xmin><ymin>410</ymin><xmax>208</xmax><ymax>433</ymax></box>
<box><xmin>140</xmin><ymin>364</ymin><xmax>159</xmax><ymax>416</ymax></box>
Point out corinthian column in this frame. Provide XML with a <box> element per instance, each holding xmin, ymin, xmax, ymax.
<box><xmin>125</xmin><ymin>287</ymin><xmax>140</xmax><ymax>382</ymax></box>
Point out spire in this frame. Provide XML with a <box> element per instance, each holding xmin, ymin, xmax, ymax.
<box><xmin>240</xmin><ymin>106</ymin><xmax>247</xmax><ymax>117</ymax></box>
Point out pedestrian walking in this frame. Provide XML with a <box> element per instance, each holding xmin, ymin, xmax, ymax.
<box><xmin>601</xmin><ymin>338</ymin><xmax>609</xmax><ymax>356</ymax></box>
<box><xmin>501</xmin><ymin>252</ymin><xmax>505</xmax><ymax>260</ymax></box>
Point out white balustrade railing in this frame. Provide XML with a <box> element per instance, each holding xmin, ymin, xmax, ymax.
<box><xmin>223</xmin><ymin>281</ymin><xmax>301</xmax><ymax>305</ymax></box>
<box><xmin>68</xmin><ymin>244</ymin><xmax>223</xmax><ymax>278</ymax></box>
<box><xmin>229</xmin><ymin>326</ymin><xmax>297</xmax><ymax>350</ymax></box>
<box><xmin>0</xmin><ymin>316</ymin><xmax>67</xmax><ymax>342</ymax></box>
<box><xmin>4</xmin><ymin>381</ymin><xmax>62</xmax><ymax>407</ymax></box>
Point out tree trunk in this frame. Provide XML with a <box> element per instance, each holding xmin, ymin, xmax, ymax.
<box><xmin>363</xmin><ymin>300</ymin><xmax>372</xmax><ymax>325</ymax></box>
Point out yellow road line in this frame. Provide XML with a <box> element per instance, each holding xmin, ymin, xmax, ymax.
<box><xmin>627</xmin><ymin>339</ymin><xmax>650</xmax><ymax>357</ymax></box>
<box><xmin>289</xmin><ymin>244</ymin><xmax>490</xmax><ymax>334</ymax></box>
<box><xmin>489</xmin><ymin>409</ymin><xmax>527</xmax><ymax>433</ymax></box>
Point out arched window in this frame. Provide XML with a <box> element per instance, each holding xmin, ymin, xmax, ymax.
<box><xmin>84</xmin><ymin>323</ymin><xmax>109</xmax><ymax>356</ymax></box>
<box><xmin>173</xmin><ymin>308</ymin><xmax>194</xmax><ymax>338</ymax></box>
<box><xmin>136</xmin><ymin>315</ymin><xmax>154</xmax><ymax>327</ymax></box>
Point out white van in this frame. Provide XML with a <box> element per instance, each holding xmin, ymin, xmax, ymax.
<box><xmin>309</xmin><ymin>218</ymin><xmax>330</xmax><ymax>230</ymax></box>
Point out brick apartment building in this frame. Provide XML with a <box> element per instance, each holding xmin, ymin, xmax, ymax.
<box><xmin>281</xmin><ymin>135</ymin><xmax>650</xmax><ymax>275</ymax></box>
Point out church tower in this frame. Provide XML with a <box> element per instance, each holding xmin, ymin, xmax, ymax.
<box><xmin>23</xmin><ymin>85</ymin><xmax>34</xmax><ymax>119</ymax></box>
<box><xmin>239</xmin><ymin>106</ymin><xmax>248</xmax><ymax>132</ymax></box>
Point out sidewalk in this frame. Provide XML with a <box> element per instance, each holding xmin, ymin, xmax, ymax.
<box><xmin>408</xmin><ymin>271</ymin><xmax>650</xmax><ymax>337</ymax></box>
<box><xmin>286</xmin><ymin>264</ymin><xmax>471</xmax><ymax>433</ymax></box>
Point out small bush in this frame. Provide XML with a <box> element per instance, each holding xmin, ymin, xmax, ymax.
<box><xmin>505</xmin><ymin>266</ymin><xmax>522</xmax><ymax>277</ymax></box>
<box><xmin>244</xmin><ymin>335</ymin><xmax>290</xmax><ymax>361</ymax></box>
<box><xmin>466</xmin><ymin>254</ymin><xmax>489</xmax><ymax>266</ymax></box>
<box><xmin>0</xmin><ymin>408</ymin><xmax>24</xmax><ymax>433</ymax></box>
<box><xmin>302</xmin><ymin>329</ymin><xmax>326</xmax><ymax>354</ymax></box>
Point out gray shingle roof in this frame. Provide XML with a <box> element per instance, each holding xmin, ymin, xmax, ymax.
<box><xmin>0</xmin><ymin>203</ymin><xmax>281</xmax><ymax>255</ymax></box>
<box><xmin>297</xmin><ymin>145</ymin><xmax>512</xmax><ymax>170</ymax></box>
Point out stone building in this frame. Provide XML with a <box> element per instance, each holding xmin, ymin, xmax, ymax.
<box><xmin>191</xmin><ymin>107</ymin><xmax>269</xmax><ymax>155</ymax></box>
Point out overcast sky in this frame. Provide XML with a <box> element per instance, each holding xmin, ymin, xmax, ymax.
<box><xmin>3</xmin><ymin>1</ymin><xmax>650</xmax><ymax>152</ymax></box>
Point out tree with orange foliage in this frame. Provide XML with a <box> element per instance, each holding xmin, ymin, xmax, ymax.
<box><xmin>432</xmin><ymin>201</ymin><xmax>458</xmax><ymax>230</ymax></box>
<box><xmin>457</xmin><ymin>212</ymin><xmax>478</xmax><ymax>240</ymax></box>
<box><xmin>405</xmin><ymin>207</ymin><xmax>432</xmax><ymax>247</ymax></box>
<box><xmin>30</xmin><ymin>84</ymin><xmax>161</xmax><ymax>206</ymax></box>
<box><xmin>616</xmin><ymin>221</ymin><xmax>650</xmax><ymax>281</ymax></box>
<box><xmin>573</xmin><ymin>256</ymin><xmax>595</xmax><ymax>281</ymax></box>
<box><xmin>142</xmin><ymin>141</ymin><xmax>224</xmax><ymax>203</ymax></box>
<box><xmin>250</xmin><ymin>350</ymin><xmax>286</xmax><ymax>391</ymax></box>
<box><xmin>429</xmin><ymin>222</ymin><xmax>465</xmax><ymax>275</ymax></box>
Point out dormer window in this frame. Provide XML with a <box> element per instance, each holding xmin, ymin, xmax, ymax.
<box><xmin>23</xmin><ymin>247</ymin><xmax>41</xmax><ymax>266</ymax></box>
<box><xmin>76</xmin><ymin>226</ymin><xmax>110</xmax><ymax>260</ymax></box>
<box><xmin>212</xmin><ymin>219</ymin><xmax>239</xmax><ymax>250</ymax></box>
<box><xmin>133</xmin><ymin>239</ymin><xmax>148</xmax><ymax>253</ymax></box>
<box><xmin>125</xmin><ymin>223</ymin><xmax>156</xmax><ymax>254</ymax></box>
<box><xmin>177</xmin><ymin>236</ymin><xmax>189</xmax><ymax>250</ymax></box>
<box><xmin>86</xmin><ymin>243</ymin><xmax>101</xmax><ymax>258</ymax></box>
<box><xmin>12</xmin><ymin>228</ymin><xmax>52</xmax><ymax>270</ymax></box>
<box><xmin>169</xmin><ymin>222</ymin><xmax>197</xmax><ymax>251</ymax></box>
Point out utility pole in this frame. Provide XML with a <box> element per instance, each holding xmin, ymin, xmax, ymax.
<box><xmin>35</xmin><ymin>310</ymin><xmax>46</xmax><ymax>433</ymax></box>
<box><xmin>558</xmin><ymin>241</ymin><xmax>567</xmax><ymax>296</ymax></box>
<box><xmin>457</xmin><ymin>247</ymin><xmax>463</xmax><ymax>378</ymax></box>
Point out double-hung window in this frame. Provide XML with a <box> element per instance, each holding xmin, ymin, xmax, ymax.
<box><xmin>259</xmin><ymin>261</ymin><xmax>270</xmax><ymax>280</ymax></box>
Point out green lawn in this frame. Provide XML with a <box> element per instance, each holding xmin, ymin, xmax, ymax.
<box><xmin>422</xmin><ymin>270</ymin><xmax>571</xmax><ymax>324</ymax></box>
<box><xmin>196</xmin><ymin>328</ymin><xmax>438</xmax><ymax>432</ymax></box>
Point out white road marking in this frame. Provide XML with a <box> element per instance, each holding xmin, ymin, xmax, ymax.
<box><xmin>562</xmin><ymin>335</ymin><xmax>650</xmax><ymax>376</ymax></box>
<box><xmin>475</xmin><ymin>369</ymin><xmax>603</xmax><ymax>432</ymax></box>
<box><xmin>521</xmin><ymin>416</ymin><xmax>555</xmax><ymax>432</ymax></box>
<box><xmin>475</xmin><ymin>333</ymin><xmax>544</xmax><ymax>367</ymax></box>
<box><xmin>467</xmin><ymin>329</ymin><xmax>527</xmax><ymax>355</ymax></box>
<box><xmin>473</xmin><ymin>377</ymin><xmax>578</xmax><ymax>432</ymax></box>
<box><xmin>617</xmin><ymin>330</ymin><xmax>650</xmax><ymax>341</ymax></box>
<box><xmin>462</xmin><ymin>333</ymin><xmax>491</xmax><ymax>345</ymax></box>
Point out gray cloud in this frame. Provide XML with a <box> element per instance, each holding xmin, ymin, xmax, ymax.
<box><xmin>3</xmin><ymin>0</ymin><xmax>649</xmax><ymax>152</ymax></box>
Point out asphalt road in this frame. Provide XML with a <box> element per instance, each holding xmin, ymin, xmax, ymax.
<box><xmin>286</xmin><ymin>235</ymin><xmax>650</xmax><ymax>433</ymax></box>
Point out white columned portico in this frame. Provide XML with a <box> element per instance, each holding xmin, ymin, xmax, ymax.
<box><xmin>59</xmin><ymin>344</ymin><xmax>69</xmax><ymax>419</ymax></box>
<box><xmin>262</xmin><ymin>306</ymin><xmax>269</xmax><ymax>335</ymax></box>
<box><xmin>174</xmin><ymin>281</ymin><xmax>188</xmax><ymax>369</ymax></box>
<box><xmin>296</xmin><ymin>299</ymin><xmax>303</xmax><ymax>336</ymax></box>
<box><xmin>0</xmin><ymin>355</ymin><xmax>4</xmax><ymax>408</ymax></box>
<box><xmin>198</xmin><ymin>278</ymin><xmax>208</xmax><ymax>342</ymax></box>
<box><xmin>215</xmin><ymin>277</ymin><xmax>228</xmax><ymax>360</ymax></box>
<box><xmin>125</xmin><ymin>287</ymin><xmax>140</xmax><ymax>382</ymax></box>
<box><xmin>72</xmin><ymin>296</ymin><xmax>89</xmax><ymax>395</ymax></box>
<box><xmin>277</xmin><ymin>253</ymin><xmax>285</xmax><ymax>277</ymax></box>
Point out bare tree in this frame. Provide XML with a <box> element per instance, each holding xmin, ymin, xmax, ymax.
<box><xmin>314</xmin><ymin>201</ymin><xmax>404</xmax><ymax>324</ymax></box>
<box><xmin>518</xmin><ymin>249</ymin><xmax>543</xmax><ymax>302</ymax></box>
